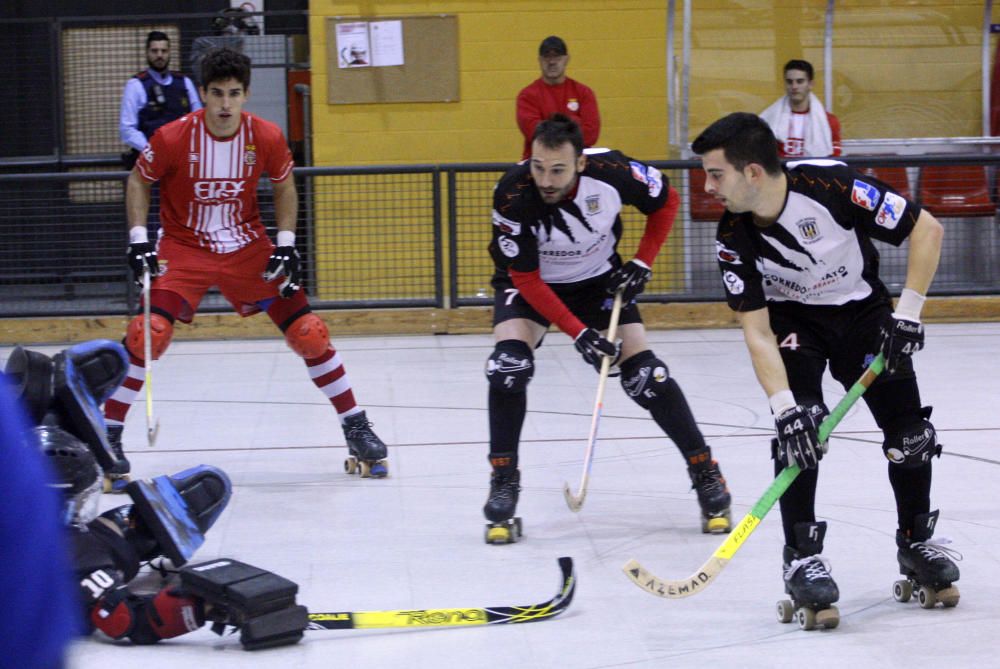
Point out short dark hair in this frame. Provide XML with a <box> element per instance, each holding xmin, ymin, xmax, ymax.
<box><xmin>691</xmin><ymin>112</ymin><xmax>782</xmax><ymax>176</ymax></box>
<box><xmin>783</xmin><ymin>59</ymin><xmax>814</xmax><ymax>81</ymax></box>
<box><xmin>146</xmin><ymin>31</ymin><xmax>169</xmax><ymax>48</ymax></box>
<box><xmin>531</xmin><ymin>113</ymin><xmax>584</xmax><ymax>156</ymax></box>
<box><xmin>199</xmin><ymin>47</ymin><xmax>252</xmax><ymax>90</ymax></box>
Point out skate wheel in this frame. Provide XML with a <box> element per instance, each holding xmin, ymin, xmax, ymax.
<box><xmin>344</xmin><ymin>456</ymin><xmax>358</xmax><ymax>475</ymax></box>
<box><xmin>892</xmin><ymin>579</ymin><xmax>912</xmax><ymax>603</ymax></box>
<box><xmin>703</xmin><ymin>514</ymin><xmax>730</xmax><ymax>535</ymax></box>
<box><xmin>512</xmin><ymin>516</ymin><xmax>523</xmax><ymax>539</ymax></box>
<box><xmin>776</xmin><ymin>599</ymin><xmax>794</xmax><ymax>624</ymax></box>
<box><xmin>795</xmin><ymin>607</ymin><xmax>816</xmax><ymax>631</ymax></box>
<box><xmin>937</xmin><ymin>585</ymin><xmax>960</xmax><ymax>608</ymax></box>
<box><xmin>816</xmin><ymin>605</ymin><xmax>839</xmax><ymax>629</ymax></box>
<box><xmin>917</xmin><ymin>585</ymin><xmax>937</xmax><ymax>609</ymax></box>
<box><xmin>358</xmin><ymin>460</ymin><xmax>372</xmax><ymax>478</ymax></box>
<box><xmin>485</xmin><ymin>525</ymin><xmax>511</xmax><ymax>545</ymax></box>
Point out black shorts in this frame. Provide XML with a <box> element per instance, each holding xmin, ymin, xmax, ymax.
<box><xmin>491</xmin><ymin>271</ymin><xmax>643</xmax><ymax>331</ymax></box>
<box><xmin>767</xmin><ymin>295</ymin><xmax>920</xmax><ymax>422</ymax></box>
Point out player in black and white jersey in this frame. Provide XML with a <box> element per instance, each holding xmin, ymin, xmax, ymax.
<box><xmin>692</xmin><ymin>113</ymin><xmax>959</xmax><ymax>621</ymax></box>
<box><xmin>481</xmin><ymin>114</ymin><xmax>732</xmax><ymax>542</ymax></box>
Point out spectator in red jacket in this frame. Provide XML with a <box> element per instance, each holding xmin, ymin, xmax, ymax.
<box><xmin>516</xmin><ymin>36</ymin><xmax>601</xmax><ymax>159</ymax></box>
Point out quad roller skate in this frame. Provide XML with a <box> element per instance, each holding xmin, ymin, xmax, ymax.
<box><xmin>483</xmin><ymin>469</ymin><xmax>522</xmax><ymax>544</ymax></box>
<box><xmin>893</xmin><ymin>510</ymin><xmax>961</xmax><ymax>609</ymax></box>
<box><xmin>342</xmin><ymin>411</ymin><xmax>388</xmax><ymax>478</ymax></box>
<box><xmin>686</xmin><ymin>448</ymin><xmax>731</xmax><ymax>534</ymax></box>
<box><xmin>102</xmin><ymin>425</ymin><xmax>132</xmax><ymax>493</ymax></box>
<box><xmin>776</xmin><ymin>521</ymin><xmax>840</xmax><ymax>630</ymax></box>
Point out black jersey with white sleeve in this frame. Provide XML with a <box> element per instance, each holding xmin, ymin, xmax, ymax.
<box><xmin>716</xmin><ymin>161</ymin><xmax>921</xmax><ymax>311</ymax></box>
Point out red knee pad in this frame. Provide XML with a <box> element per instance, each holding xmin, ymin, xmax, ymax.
<box><xmin>125</xmin><ymin>313</ymin><xmax>173</xmax><ymax>361</ymax></box>
<box><xmin>284</xmin><ymin>313</ymin><xmax>330</xmax><ymax>359</ymax></box>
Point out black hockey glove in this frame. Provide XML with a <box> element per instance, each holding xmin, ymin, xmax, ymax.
<box><xmin>774</xmin><ymin>404</ymin><xmax>824</xmax><ymax>469</ymax></box>
<box><xmin>878</xmin><ymin>314</ymin><xmax>924</xmax><ymax>374</ymax></box>
<box><xmin>127</xmin><ymin>242</ymin><xmax>159</xmax><ymax>284</ymax></box>
<box><xmin>262</xmin><ymin>245</ymin><xmax>302</xmax><ymax>298</ymax></box>
<box><xmin>573</xmin><ymin>327</ymin><xmax>621</xmax><ymax>373</ymax></box>
<box><xmin>606</xmin><ymin>259</ymin><xmax>652</xmax><ymax>303</ymax></box>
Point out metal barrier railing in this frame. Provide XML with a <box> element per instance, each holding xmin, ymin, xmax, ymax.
<box><xmin>0</xmin><ymin>156</ymin><xmax>997</xmax><ymax>318</ymax></box>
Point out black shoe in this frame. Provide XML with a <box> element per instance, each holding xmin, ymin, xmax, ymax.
<box><xmin>342</xmin><ymin>411</ymin><xmax>388</xmax><ymax>460</ymax></box>
<box><xmin>484</xmin><ymin>469</ymin><xmax>521</xmax><ymax>523</ymax></box>
<box><xmin>106</xmin><ymin>425</ymin><xmax>130</xmax><ymax>475</ymax></box>
<box><xmin>686</xmin><ymin>448</ymin><xmax>731</xmax><ymax>516</ymax></box>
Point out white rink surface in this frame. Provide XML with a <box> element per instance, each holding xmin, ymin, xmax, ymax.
<box><xmin>10</xmin><ymin>322</ymin><xmax>999</xmax><ymax>669</ymax></box>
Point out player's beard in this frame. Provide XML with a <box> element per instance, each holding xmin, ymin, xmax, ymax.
<box><xmin>149</xmin><ymin>56</ymin><xmax>170</xmax><ymax>73</ymax></box>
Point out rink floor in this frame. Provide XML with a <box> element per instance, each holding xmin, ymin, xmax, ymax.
<box><xmin>7</xmin><ymin>321</ymin><xmax>998</xmax><ymax>669</ymax></box>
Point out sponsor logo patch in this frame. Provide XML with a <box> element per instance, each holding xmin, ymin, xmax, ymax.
<box><xmin>723</xmin><ymin>270</ymin><xmax>744</xmax><ymax>295</ymax></box>
<box><xmin>497</xmin><ymin>236</ymin><xmax>519</xmax><ymax>258</ymax></box>
<box><xmin>875</xmin><ymin>191</ymin><xmax>906</xmax><ymax>229</ymax></box>
<box><xmin>851</xmin><ymin>179</ymin><xmax>879</xmax><ymax>211</ymax></box>
<box><xmin>715</xmin><ymin>240</ymin><xmax>742</xmax><ymax>265</ymax></box>
<box><xmin>141</xmin><ymin>145</ymin><xmax>154</xmax><ymax>163</ymax></box>
<box><xmin>492</xmin><ymin>212</ymin><xmax>521</xmax><ymax>235</ymax></box>
<box><xmin>629</xmin><ymin>161</ymin><xmax>663</xmax><ymax>198</ymax></box>
<box><xmin>585</xmin><ymin>194</ymin><xmax>601</xmax><ymax>215</ymax></box>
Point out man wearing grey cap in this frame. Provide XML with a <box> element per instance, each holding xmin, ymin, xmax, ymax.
<box><xmin>516</xmin><ymin>35</ymin><xmax>601</xmax><ymax>159</ymax></box>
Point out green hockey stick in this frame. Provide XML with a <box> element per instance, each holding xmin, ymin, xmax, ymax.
<box><xmin>623</xmin><ymin>353</ymin><xmax>885</xmax><ymax>599</ymax></box>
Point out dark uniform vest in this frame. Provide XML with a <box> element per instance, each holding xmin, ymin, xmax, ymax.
<box><xmin>135</xmin><ymin>70</ymin><xmax>193</xmax><ymax>140</ymax></box>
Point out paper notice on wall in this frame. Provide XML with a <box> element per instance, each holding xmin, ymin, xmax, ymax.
<box><xmin>337</xmin><ymin>22</ymin><xmax>371</xmax><ymax>68</ymax></box>
<box><xmin>370</xmin><ymin>20</ymin><xmax>404</xmax><ymax>67</ymax></box>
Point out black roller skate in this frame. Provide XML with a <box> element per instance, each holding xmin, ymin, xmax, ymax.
<box><xmin>777</xmin><ymin>521</ymin><xmax>840</xmax><ymax>630</ymax></box>
<box><xmin>483</xmin><ymin>468</ymin><xmax>522</xmax><ymax>544</ymax></box>
<box><xmin>893</xmin><ymin>510</ymin><xmax>961</xmax><ymax>609</ymax></box>
<box><xmin>342</xmin><ymin>411</ymin><xmax>389</xmax><ymax>478</ymax></box>
<box><xmin>686</xmin><ymin>447</ymin><xmax>731</xmax><ymax>534</ymax></box>
<box><xmin>102</xmin><ymin>425</ymin><xmax>132</xmax><ymax>494</ymax></box>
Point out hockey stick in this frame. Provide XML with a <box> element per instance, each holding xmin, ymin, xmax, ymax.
<box><xmin>623</xmin><ymin>353</ymin><xmax>885</xmax><ymax>599</ymax></box>
<box><xmin>142</xmin><ymin>268</ymin><xmax>160</xmax><ymax>447</ymax></box>
<box><xmin>306</xmin><ymin>556</ymin><xmax>575</xmax><ymax>630</ymax></box>
<box><xmin>563</xmin><ymin>290</ymin><xmax>625</xmax><ymax>512</ymax></box>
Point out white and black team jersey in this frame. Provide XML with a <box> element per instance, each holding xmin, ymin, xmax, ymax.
<box><xmin>716</xmin><ymin>161</ymin><xmax>921</xmax><ymax>312</ymax></box>
<box><xmin>490</xmin><ymin>149</ymin><xmax>667</xmax><ymax>284</ymax></box>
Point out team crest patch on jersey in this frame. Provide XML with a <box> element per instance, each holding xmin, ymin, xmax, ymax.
<box><xmin>875</xmin><ymin>191</ymin><xmax>906</xmax><ymax>229</ymax></box>
<box><xmin>629</xmin><ymin>161</ymin><xmax>663</xmax><ymax>198</ymax></box>
<box><xmin>723</xmin><ymin>270</ymin><xmax>744</xmax><ymax>295</ymax></box>
<box><xmin>796</xmin><ymin>217</ymin><xmax>821</xmax><ymax>241</ymax></box>
<box><xmin>244</xmin><ymin>149</ymin><xmax>257</xmax><ymax>166</ymax></box>
<box><xmin>851</xmin><ymin>179</ymin><xmax>879</xmax><ymax>211</ymax></box>
<box><xmin>567</xmin><ymin>99</ymin><xmax>580</xmax><ymax>112</ymax></box>
<box><xmin>492</xmin><ymin>211</ymin><xmax>521</xmax><ymax>235</ymax></box>
<box><xmin>585</xmin><ymin>194</ymin><xmax>601</xmax><ymax>215</ymax></box>
<box><xmin>498</xmin><ymin>236</ymin><xmax>519</xmax><ymax>258</ymax></box>
<box><xmin>715</xmin><ymin>241</ymin><xmax>742</xmax><ymax>265</ymax></box>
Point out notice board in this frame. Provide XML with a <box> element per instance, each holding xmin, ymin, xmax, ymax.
<box><xmin>325</xmin><ymin>15</ymin><xmax>459</xmax><ymax>104</ymax></box>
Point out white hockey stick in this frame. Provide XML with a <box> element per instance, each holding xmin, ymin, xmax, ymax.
<box><xmin>563</xmin><ymin>290</ymin><xmax>624</xmax><ymax>512</ymax></box>
<box><xmin>142</xmin><ymin>268</ymin><xmax>160</xmax><ymax>447</ymax></box>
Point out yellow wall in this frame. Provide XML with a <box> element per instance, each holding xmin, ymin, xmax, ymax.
<box><xmin>309</xmin><ymin>1</ymin><xmax>669</xmax><ymax>165</ymax></box>
<box><xmin>309</xmin><ymin>1</ymin><xmax>997</xmax><ymax>167</ymax></box>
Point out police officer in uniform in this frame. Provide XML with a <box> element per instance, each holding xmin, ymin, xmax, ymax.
<box><xmin>119</xmin><ymin>31</ymin><xmax>201</xmax><ymax>168</ymax></box>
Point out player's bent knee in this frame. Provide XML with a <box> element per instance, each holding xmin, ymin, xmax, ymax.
<box><xmin>125</xmin><ymin>313</ymin><xmax>173</xmax><ymax>361</ymax></box>
<box><xmin>883</xmin><ymin>407</ymin><xmax>941</xmax><ymax>468</ymax></box>
<box><xmin>284</xmin><ymin>312</ymin><xmax>330</xmax><ymax>359</ymax></box>
<box><xmin>619</xmin><ymin>350</ymin><xmax>671</xmax><ymax>410</ymax></box>
<box><xmin>485</xmin><ymin>339</ymin><xmax>534</xmax><ymax>394</ymax></box>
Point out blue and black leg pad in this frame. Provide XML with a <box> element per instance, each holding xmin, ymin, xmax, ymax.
<box><xmin>125</xmin><ymin>464</ymin><xmax>232</xmax><ymax>565</ymax></box>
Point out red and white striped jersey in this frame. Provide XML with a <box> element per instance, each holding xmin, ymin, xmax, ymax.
<box><xmin>135</xmin><ymin>109</ymin><xmax>294</xmax><ymax>254</ymax></box>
